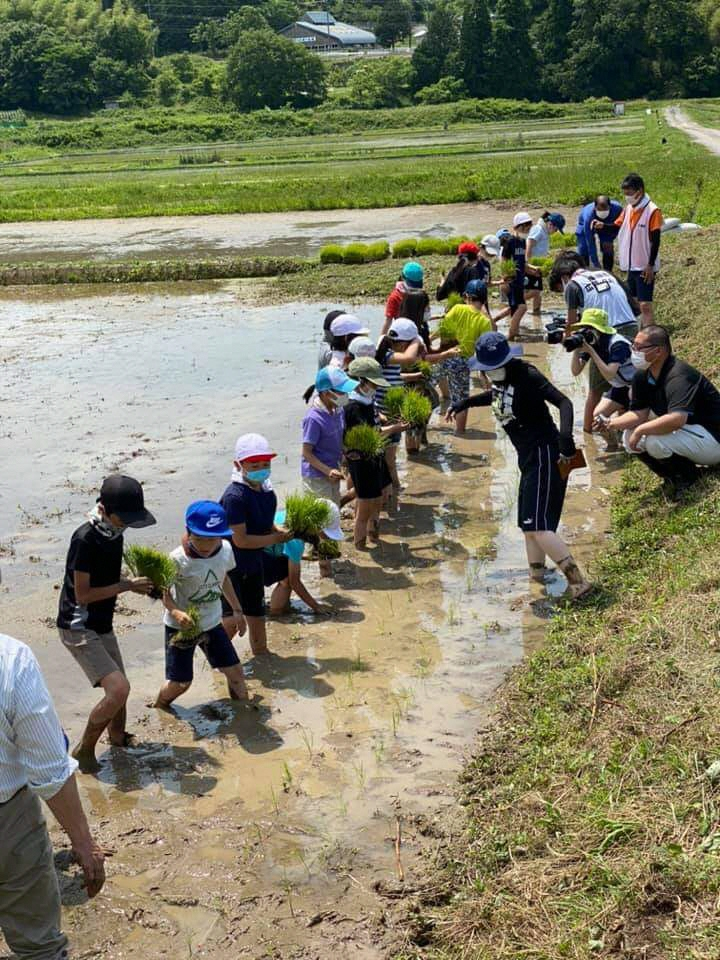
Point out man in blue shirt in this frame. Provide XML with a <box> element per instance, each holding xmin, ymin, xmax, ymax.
<box><xmin>575</xmin><ymin>195</ymin><xmax>623</xmax><ymax>271</ymax></box>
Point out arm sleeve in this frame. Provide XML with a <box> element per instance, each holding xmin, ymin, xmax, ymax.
<box><xmin>70</xmin><ymin>537</ymin><xmax>92</xmax><ymax>575</ymax></box>
<box><xmin>285</xmin><ymin>539</ymin><xmax>306</xmax><ymax>564</ymax></box>
<box><xmin>649</xmin><ymin>228</ymin><xmax>661</xmax><ymax>265</ymax></box>
<box><xmin>665</xmin><ymin>369</ymin><xmax>700</xmax><ymax>415</ymax></box>
<box><xmin>223</xmin><ymin>491</ymin><xmax>247</xmax><ymax>527</ymax></box>
<box><xmin>12</xmin><ymin>648</ymin><xmax>77</xmax><ymax>800</ymax></box>
<box><xmin>526</xmin><ymin>366</ymin><xmax>574</xmax><ymax>437</ymax></box>
<box><xmin>222</xmin><ymin>541</ymin><xmax>236</xmax><ymax>574</ymax></box>
<box><xmin>454</xmin><ymin>390</ymin><xmax>492</xmax><ymax>413</ymax></box>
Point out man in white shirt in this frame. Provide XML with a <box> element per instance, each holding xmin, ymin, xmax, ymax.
<box><xmin>0</xmin><ymin>633</ymin><xmax>105</xmax><ymax>959</ymax></box>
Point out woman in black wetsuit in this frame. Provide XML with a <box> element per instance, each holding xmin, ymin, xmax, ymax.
<box><xmin>447</xmin><ymin>331</ymin><xmax>592</xmax><ymax>599</ymax></box>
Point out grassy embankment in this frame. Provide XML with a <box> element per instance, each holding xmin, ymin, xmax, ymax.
<box><xmin>396</xmin><ymin>228</ymin><xmax>720</xmax><ymax>959</ymax></box>
<box><xmin>0</xmin><ymin>104</ymin><xmax>711</xmax><ymax>223</ymax></box>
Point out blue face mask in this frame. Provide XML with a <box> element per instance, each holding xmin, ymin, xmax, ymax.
<box><xmin>246</xmin><ymin>468</ymin><xmax>271</xmax><ymax>484</ymax></box>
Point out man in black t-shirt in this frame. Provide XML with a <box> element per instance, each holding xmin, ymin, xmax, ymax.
<box><xmin>610</xmin><ymin>325</ymin><xmax>720</xmax><ymax>491</ymax></box>
<box><xmin>57</xmin><ymin>475</ymin><xmax>155</xmax><ymax>772</ymax></box>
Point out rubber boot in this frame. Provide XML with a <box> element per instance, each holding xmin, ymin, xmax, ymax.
<box><xmin>557</xmin><ymin>555</ymin><xmax>593</xmax><ymax>601</ymax></box>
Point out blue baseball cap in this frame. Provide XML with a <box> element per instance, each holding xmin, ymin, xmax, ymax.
<box><xmin>315</xmin><ymin>365</ymin><xmax>359</xmax><ymax>394</ymax></box>
<box><xmin>185</xmin><ymin>500</ymin><xmax>233</xmax><ymax>537</ymax></box>
<box><xmin>401</xmin><ymin>261</ymin><xmax>424</xmax><ymax>286</ymax></box>
<box><xmin>468</xmin><ymin>331</ymin><xmax>523</xmax><ymax>372</ymax></box>
<box><xmin>465</xmin><ymin>279</ymin><xmax>487</xmax><ymax>299</ymax></box>
<box><xmin>547</xmin><ymin>212</ymin><xmax>566</xmax><ymax>233</ymax></box>
<box><xmin>496</xmin><ymin>228</ymin><xmax>512</xmax><ymax>241</ymax></box>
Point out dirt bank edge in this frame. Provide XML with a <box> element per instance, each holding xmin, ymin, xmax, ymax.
<box><xmin>392</xmin><ymin>229</ymin><xmax>720</xmax><ymax>959</ymax></box>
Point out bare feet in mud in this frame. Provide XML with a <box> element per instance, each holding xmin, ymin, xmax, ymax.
<box><xmin>72</xmin><ymin>744</ymin><xmax>102</xmax><ymax>774</ymax></box>
<box><xmin>108</xmin><ymin>731</ymin><xmax>139</xmax><ymax>748</ymax></box>
<box><xmin>228</xmin><ymin>683</ymin><xmax>250</xmax><ymax>701</ymax></box>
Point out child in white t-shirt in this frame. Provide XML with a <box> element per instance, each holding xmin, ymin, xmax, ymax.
<box><xmin>154</xmin><ymin>501</ymin><xmax>248</xmax><ymax>708</ymax></box>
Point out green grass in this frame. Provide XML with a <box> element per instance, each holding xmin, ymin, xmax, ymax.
<box><xmin>0</xmin><ymin>109</ymin><xmax>710</xmax><ymax>223</ymax></box>
<box><xmin>398</xmin><ymin>227</ymin><xmax>720</xmax><ymax>959</ymax></box>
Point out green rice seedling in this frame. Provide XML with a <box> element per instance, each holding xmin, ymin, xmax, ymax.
<box><xmin>342</xmin><ymin>242</ymin><xmax>370</xmax><ymax>264</ymax></box>
<box><xmin>282</xmin><ymin>762</ymin><xmax>293</xmax><ymax>793</ymax></box>
<box><xmin>529</xmin><ymin>256</ymin><xmax>555</xmax><ymax>277</ymax></box>
<box><xmin>391</xmin><ymin>238</ymin><xmax>418</xmax><ymax>258</ymax></box>
<box><xmin>366</xmin><ymin>240</ymin><xmax>390</xmax><ymax>261</ymax></box>
<box><xmin>416</xmin><ymin>237</ymin><xmax>449</xmax><ymax>256</ymax></box>
<box><xmin>447</xmin><ymin>235</ymin><xmax>471</xmax><ymax>250</ymax></box>
<box><xmin>316</xmin><ymin>539</ymin><xmax>341</xmax><ymax>561</ymax></box>
<box><xmin>435</xmin><ymin>314</ymin><xmax>458</xmax><ymax>344</ymax></box>
<box><xmin>414</xmin><ymin>359</ymin><xmax>433</xmax><ymax>380</ymax></box>
<box><xmin>124</xmin><ymin>545</ymin><xmax>177</xmax><ymax>598</ymax></box>
<box><xmin>446</xmin><ymin>292</ymin><xmax>464</xmax><ymax>310</ymax></box>
<box><xmin>401</xmin><ymin>391</ymin><xmax>433</xmax><ymax>427</ymax></box>
<box><xmin>500</xmin><ymin>259</ymin><xmax>517</xmax><ymax>280</ymax></box>
<box><xmin>550</xmin><ymin>230</ymin><xmax>578</xmax><ymax>249</ymax></box>
<box><xmin>284</xmin><ymin>492</ymin><xmax>332</xmax><ymax>541</ymax></box>
<box><xmin>319</xmin><ymin>243</ymin><xmax>344</xmax><ymax>264</ymax></box>
<box><xmin>170</xmin><ymin>604</ymin><xmax>202</xmax><ymax>647</ymax></box>
<box><xmin>344</xmin><ymin>424</ymin><xmax>386</xmax><ymax>458</ymax></box>
<box><xmin>382</xmin><ymin>386</ymin><xmax>407</xmax><ymax>421</ymax></box>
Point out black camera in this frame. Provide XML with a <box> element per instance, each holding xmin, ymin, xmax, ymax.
<box><xmin>544</xmin><ymin>315</ymin><xmax>566</xmax><ymax>345</ymax></box>
<box><xmin>562</xmin><ymin>328</ymin><xmax>598</xmax><ymax>352</ymax></box>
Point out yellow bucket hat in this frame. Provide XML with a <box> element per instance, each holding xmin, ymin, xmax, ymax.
<box><xmin>567</xmin><ymin>308</ymin><xmax>614</xmax><ymax>336</ymax></box>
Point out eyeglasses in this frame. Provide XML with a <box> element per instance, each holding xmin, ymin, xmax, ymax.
<box><xmin>631</xmin><ymin>342</ymin><xmax>659</xmax><ymax>352</ymax></box>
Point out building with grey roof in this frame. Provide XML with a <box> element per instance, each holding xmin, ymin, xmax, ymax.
<box><xmin>279</xmin><ymin>11</ymin><xmax>377</xmax><ymax>51</ymax></box>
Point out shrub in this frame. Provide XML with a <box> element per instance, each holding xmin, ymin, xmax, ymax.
<box><xmin>342</xmin><ymin>242</ymin><xmax>370</xmax><ymax>264</ymax></box>
<box><xmin>401</xmin><ymin>391</ymin><xmax>433</xmax><ymax>426</ymax></box>
<box><xmin>284</xmin><ymin>492</ymin><xmax>332</xmax><ymax>541</ymax></box>
<box><xmin>320</xmin><ymin>244</ymin><xmax>345</xmax><ymax>264</ymax></box>
<box><xmin>382</xmin><ymin>386</ymin><xmax>407</xmax><ymax>420</ymax></box>
<box><xmin>344</xmin><ymin>424</ymin><xmax>386</xmax><ymax>458</ymax></box>
<box><xmin>392</xmin><ymin>238</ymin><xmax>418</xmax><ymax>258</ymax></box>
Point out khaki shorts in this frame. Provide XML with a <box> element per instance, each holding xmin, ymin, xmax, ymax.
<box><xmin>302</xmin><ymin>475</ymin><xmax>341</xmax><ymax>505</ymax></box>
<box><xmin>58</xmin><ymin>627</ymin><xmax>125</xmax><ymax>686</ymax></box>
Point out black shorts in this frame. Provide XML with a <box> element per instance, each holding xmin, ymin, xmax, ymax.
<box><xmin>524</xmin><ymin>274</ymin><xmax>543</xmax><ymax>292</ymax></box>
<box><xmin>508</xmin><ymin>281</ymin><xmax>525</xmax><ymax>310</ymax></box>
<box><xmin>221</xmin><ymin>569</ymin><xmax>265</xmax><ymax>618</ymax></box>
<box><xmin>164</xmin><ymin>623</ymin><xmax>240</xmax><ymax>683</ymax></box>
<box><xmin>627</xmin><ymin>270</ymin><xmax>655</xmax><ymax>302</ymax></box>
<box><xmin>346</xmin><ymin>453</ymin><xmax>385</xmax><ymax>500</ymax></box>
<box><xmin>517</xmin><ymin>442</ymin><xmax>568</xmax><ymax>533</ymax></box>
<box><xmin>603</xmin><ymin>385</ymin><xmax>630</xmax><ymax>408</ymax></box>
<box><xmin>263</xmin><ymin>553</ymin><xmax>289</xmax><ymax>588</ymax></box>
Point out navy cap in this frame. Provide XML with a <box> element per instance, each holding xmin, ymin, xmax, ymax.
<box><xmin>99</xmin><ymin>475</ymin><xmax>155</xmax><ymax>528</ymax></box>
<box><xmin>465</xmin><ymin>279</ymin><xmax>487</xmax><ymax>299</ymax></box>
<box><xmin>185</xmin><ymin>500</ymin><xmax>233</xmax><ymax>538</ymax></box>
<box><xmin>548</xmin><ymin>212</ymin><xmax>566</xmax><ymax>233</ymax></box>
<box><xmin>468</xmin><ymin>331</ymin><xmax>523</xmax><ymax>372</ymax></box>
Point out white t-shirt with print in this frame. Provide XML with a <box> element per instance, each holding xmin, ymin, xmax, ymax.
<box><xmin>163</xmin><ymin>541</ymin><xmax>235</xmax><ymax>632</ymax></box>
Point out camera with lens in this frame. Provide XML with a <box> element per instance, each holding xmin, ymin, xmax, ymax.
<box><xmin>544</xmin><ymin>314</ymin><xmax>566</xmax><ymax>345</ymax></box>
<box><xmin>562</xmin><ymin>328</ymin><xmax>598</xmax><ymax>352</ymax></box>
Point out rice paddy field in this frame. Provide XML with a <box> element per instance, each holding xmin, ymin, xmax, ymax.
<box><xmin>1</xmin><ymin>102</ymin><xmax>719</xmax><ymax>223</ymax></box>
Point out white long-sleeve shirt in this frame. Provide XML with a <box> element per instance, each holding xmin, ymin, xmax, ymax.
<box><xmin>0</xmin><ymin>633</ymin><xmax>77</xmax><ymax>803</ymax></box>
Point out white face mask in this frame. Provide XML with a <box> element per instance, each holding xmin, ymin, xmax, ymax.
<box><xmin>331</xmin><ymin>392</ymin><xmax>350</xmax><ymax>408</ymax></box>
<box><xmin>595</xmin><ymin>209</ymin><xmax>610</xmax><ymax>220</ymax></box>
<box><xmin>625</xmin><ymin>192</ymin><xmax>643</xmax><ymax>207</ymax></box>
<box><xmin>631</xmin><ymin>350</ymin><xmax>651</xmax><ymax>371</ymax></box>
<box><xmin>486</xmin><ymin>367</ymin><xmax>507</xmax><ymax>383</ymax></box>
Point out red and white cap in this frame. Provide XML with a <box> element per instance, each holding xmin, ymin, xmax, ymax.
<box><xmin>234</xmin><ymin>433</ymin><xmax>277</xmax><ymax>463</ymax></box>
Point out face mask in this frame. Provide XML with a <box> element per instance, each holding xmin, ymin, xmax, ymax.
<box><xmin>246</xmin><ymin>468</ymin><xmax>271</xmax><ymax>484</ymax></box>
<box><xmin>595</xmin><ymin>209</ymin><xmax>610</xmax><ymax>220</ymax></box>
<box><xmin>486</xmin><ymin>367</ymin><xmax>507</xmax><ymax>383</ymax></box>
<box><xmin>331</xmin><ymin>393</ymin><xmax>350</xmax><ymax>409</ymax></box>
<box><xmin>88</xmin><ymin>505</ymin><xmax>125</xmax><ymax>539</ymax></box>
<box><xmin>625</xmin><ymin>192</ymin><xmax>643</xmax><ymax>207</ymax></box>
<box><xmin>631</xmin><ymin>350</ymin><xmax>651</xmax><ymax>371</ymax></box>
<box><xmin>350</xmin><ymin>389</ymin><xmax>373</xmax><ymax>406</ymax></box>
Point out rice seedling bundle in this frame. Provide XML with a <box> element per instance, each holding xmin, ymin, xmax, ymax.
<box><xmin>344</xmin><ymin>424</ymin><xmax>387</xmax><ymax>458</ymax></box>
<box><xmin>529</xmin><ymin>256</ymin><xmax>555</xmax><ymax>277</ymax></box>
<box><xmin>446</xmin><ymin>292</ymin><xmax>463</xmax><ymax>310</ymax></box>
<box><xmin>414</xmin><ymin>359</ymin><xmax>433</xmax><ymax>380</ymax></box>
<box><xmin>342</xmin><ymin>242</ymin><xmax>370</xmax><ymax>265</ymax></box>
<box><xmin>391</xmin><ymin>238</ymin><xmax>418</xmax><ymax>258</ymax></box>
<box><xmin>401</xmin><ymin>391</ymin><xmax>433</xmax><ymax>427</ymax></box>
<box><xmin>284</xmin><ymin>492</ymin><xmax>332</xmax><ymax>541</ymax></box>
<box><xmin>317</xmin><ymin>539</ymin><xmax>341</xmax><ymax>560</ymax></box>
<box><xmin>124</xmin><ymin>545</ymin><xmax>177</xmax><ymax>598</ymax></box>
<box><xmin>366</xmin><ymin>240</ymin><xmax>390</xmax><ymax>261</ymax></box>
<box><xmin>319</xmin><ymin>244</ymin><xmax>344</xmax><ymax>264</ymax></box>
<box><xmin>382</xmin><ymin>386</ymin><xmax>407</xmax><ymax>421</ymax></box>
<box><xmin>435</xmin><ymin>314</ymin><xmax>458</xmax><ymax>343</ymax></box>
<box><xmin>500</xmin><ymin>260</ymin><xmax>517</xmax><ymax>280</ymax></box>
<box><xmin>170</xmin><ymin>604</ymin><xmax>202</xmax><ymax>647</ymax></box>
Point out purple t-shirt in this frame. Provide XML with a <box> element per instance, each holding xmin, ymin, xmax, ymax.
<box><xmin>301</xmin><ymin>404</ymin><xmax>345</xmax><ymax>479</ymax></box>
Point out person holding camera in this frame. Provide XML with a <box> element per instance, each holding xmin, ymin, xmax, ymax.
<box><xmin>566</xmin><ymin>309</ymin><xmax>634</xmax><ymax>451</ymax></box>
<box><xmin>549</xmin><ymin>258</ymin><xmax>639</xmax><ymax>431</ymax></box>
<box><xmin>446</xmin><ymin>332</ymin><xmax>592</xmax><ymax>600</ymax></box>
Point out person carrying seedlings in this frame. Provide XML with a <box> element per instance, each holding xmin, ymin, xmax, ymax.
<box><xmin>446</xmin><ymin>332</ymin><xmax>592</xmax><ymax>600</ymax></box>
<box><xmin>263</xmin><ymin>499</ymin><xmax>344</xmax><ymax>614</ymax></box>
<box><xmin>154</xmin><ymin>501</ymin><xmax>249</xmax><ymax>709</ymax></box>
<box><xmin>436</xmin><ymin>242</ymin><xmax>489</xmax><ymax>301</ymax></box>
<box><xmin>502</xmin><ymin>212</ymin><xmax>535</xmax><ymax>340</ymax></box>
<box><xmin>383</xmin><ymin>261</ymin><xmax>425</xmax><ymax>335</ymax></box>
<box><xmin>575</xmin><ymin>195</ymin><xmax>622</xmax><ymax>270</ymax></box>
<box><xmin>345</xmin><ymin>357</ymin><xmax>407</xmax><ymax>546</ymax></box>
<box><xmin>615</xmin><ymin>173</ymin><xmax>663</xmax><ymax>325</ymax></box>
<box><xmin>524</xmin><ymin>212</ymin><xmax>566</xmax><ymax>317</ymax></box>
<box><xmin>56</xmin><ymin>475</ymin><xmax>156</xmax><ymax>773</ymax></box>
<box><xmin>220</xmin><ymin>434</ymin><xmax>293</xmax><ymax>656</ymax></box>
<box><xmin>302</xmin><ymin>364</ymin><xmax>360</xmax><ymax>505</ymax></box>
<box><xmin>433</xmin><ymin>279</ymin><xmax>494</xmax><ymax>435</ymax></box>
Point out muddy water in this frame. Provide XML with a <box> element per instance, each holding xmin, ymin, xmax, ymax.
<box><xmin>0</xmin><ymin>201</ymin><xmax>577</xmax><ymax>264</ymax></box>
<box><xmin>0</xmin><ymin>283</ymin><xmax>619</xmax><ymax>958</ymax></box>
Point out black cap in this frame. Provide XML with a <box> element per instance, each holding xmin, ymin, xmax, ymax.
<box><xmin>98</xmin><ymin>475</ymin><xmax>156</xmax><ymax>528</ymax></box>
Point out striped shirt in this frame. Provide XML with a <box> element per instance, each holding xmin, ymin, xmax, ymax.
<box><xmin>0</xmin><ymin>633</ymin><xmax>77</xmax><ymax>802</ymax></box>
<box><xmin>375</xmin><ymin>347</ymin><xmax>404</xmax><ymax>411</ymax></box>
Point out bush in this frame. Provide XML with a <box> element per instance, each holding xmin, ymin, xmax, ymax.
<box><xmin>415</xmin><ymin>77</ymin><xmax>468</xmax><ymax>105</ymax></box>
<box><xmin>342</xmin><ymin>242</ymin><xmax>370</xmax><ymax>264</ymax></box>
<box><xmin>392</xmin><ymin>238</ymin><xmax>418</xmax><ymax>258</ymax></box>
<box><xmin>320</xmin><ymin>244</ymin><xmax>345</xmax><ymax>264</ymax></box>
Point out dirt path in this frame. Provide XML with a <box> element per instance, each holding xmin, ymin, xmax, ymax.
<box><xmin>0</xmin><ymin>282</ymin><xmax>618</xmax><ymax>958</ymax></box>
<box><xmin>665</xmin><ymin>105</ymin><xmax>720</xmax><ymax>156</ymax></box>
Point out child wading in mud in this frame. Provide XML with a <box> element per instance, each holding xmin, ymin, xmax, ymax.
<box><xmin>154</xmin><ymin>501</ymin><xmax>249</xmax><ymax>709</ymax></box>
<box><xmin>56</xmin><ymin>475</ymin><xmax>156</xmax><ymax>772</ymax></box>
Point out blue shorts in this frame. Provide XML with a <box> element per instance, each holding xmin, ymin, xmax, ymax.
<box><xmin>627</xmin><ymin>270</ymin><xmax>655</xmax><ymax>302</ymax></box>
<box><xmin>165</xmin><ymin>623</ymin><xmax>240</xmax><ymax>683</ymax></box>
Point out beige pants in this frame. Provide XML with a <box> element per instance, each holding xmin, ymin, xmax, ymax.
<box><xmin>0</xmin><ymin>787</ymin><xmax>67</xmax><ymax>959</ymax></box>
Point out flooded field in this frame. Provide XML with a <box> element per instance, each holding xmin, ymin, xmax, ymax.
<box><xmin>0</xmin><ymin>282</ymin><xmax>620</xmax><ymax>958</ymax></box>
<box><xmin>0</xmin><ymin>201</ymin><xmax>577</xmax><ymax>264</ymax></box>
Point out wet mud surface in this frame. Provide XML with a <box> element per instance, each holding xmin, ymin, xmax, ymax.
<box><xmin>0</xmin><ymin>283</ymin><xmax>620</xmax><ymax>958</ymax></box>
<box><xmin>0</xmin><ymin>201</ymin><xmax>577</xmax><ymax>265</ymax></box>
